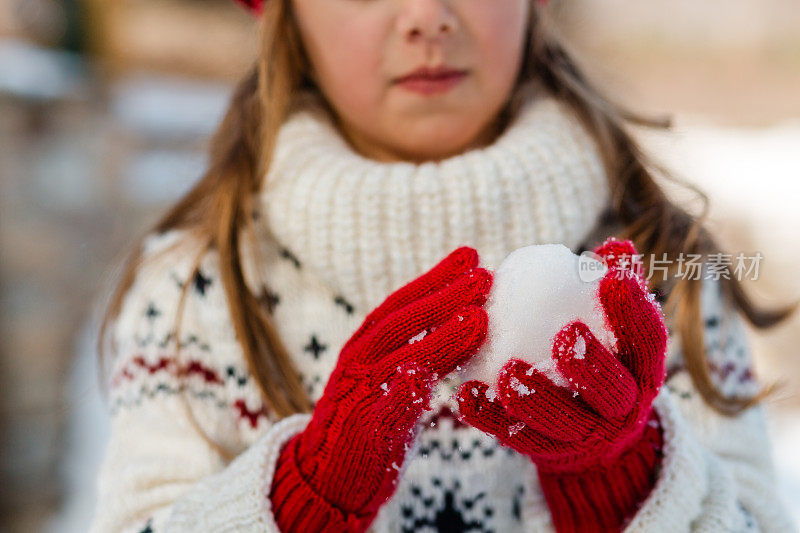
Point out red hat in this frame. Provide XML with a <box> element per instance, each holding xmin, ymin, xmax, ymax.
<box><xmin>233</xmin><ymin>0</ymin><xmax>264</xmax><ymax>15</ymax></box>
<box><xmin>234</xmin><ymin>0</ymin><xmax>546</xmax><ymax>16</ymax></box>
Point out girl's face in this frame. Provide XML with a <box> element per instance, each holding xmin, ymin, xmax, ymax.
<box><xmin>291</xmin><ymin>0</ymin><xmax>530</xmax><ymax>163</ymax></box>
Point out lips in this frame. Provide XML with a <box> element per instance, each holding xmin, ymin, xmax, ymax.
<box><xmin>394</xmin><ymin>66</ymin><xmax>468</xmax><ymax>95</ymax></box>
<box><xmin>395</xmin><ymin>66</ymin><xmax>468</xmax><ymax>83</ymax></box>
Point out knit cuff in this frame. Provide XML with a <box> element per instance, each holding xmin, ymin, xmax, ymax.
<box><xmin>270</xmin><ymin>434</ymin><xmax>375</xmax><ymax>532</ymax></box>
<box><xmin>537</xmin><ymin>410</ymin><xmax>664</xmax><ymax>532</ymax></box>
<box><xmin>620</xmin><ymin>390</ymin><xmax>711</xmax><ymax>531</ymax></box>
<box><xmin>164</xmin><ymin>413</ymin><xmax>310</xmax><ymax>532</ymax></box>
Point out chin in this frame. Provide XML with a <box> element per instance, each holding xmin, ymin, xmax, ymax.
<box><xmin>390</xmin><ymin>139</ymin><xmax>471</xmax><ymax>163</ymax></box>
<box><xmin>396</xmin><ymin>124</ymin><xmax>490</xmax><ymax>163</ymax></box>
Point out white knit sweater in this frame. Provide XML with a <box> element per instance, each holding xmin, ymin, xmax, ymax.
<box><xmin>89</xmin><ymin>90</ymin><xmax>794</xmax><ymax>533</ymax></box>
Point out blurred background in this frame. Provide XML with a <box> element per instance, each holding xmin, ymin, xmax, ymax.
<box><xmin>0</xmin><ymin>0</ymin><xmax>798</xmax><ymax>531</ymax></box>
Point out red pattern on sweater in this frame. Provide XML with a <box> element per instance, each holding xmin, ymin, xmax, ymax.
<box><xmin>233</xmin><ymin>399</ymin><xmax>269</xmax><ymax>429</ymax></box>
<box><xmin>111</xmin><ymin>354</ymin><xmax>275</xmax><ymax>429</ymax></box>
<box><xmin>111</xmin><ymin>355</ymin><xmax>224</xmax><ymax>387</ymax></box>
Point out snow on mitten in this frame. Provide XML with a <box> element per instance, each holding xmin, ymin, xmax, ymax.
<box><xmin>270</xmin><ymin>246</ymin><xmax>492</xmax><ymax>532</ymax></box>
<box><xmin>457</xmin><ymin>238</ymin><xmax>667</xmax><ymax>532</ymax></box>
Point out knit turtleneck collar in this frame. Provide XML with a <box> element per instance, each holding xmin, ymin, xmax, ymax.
<box><xmin>259</xmin><ymin>88</ymin><xmax>610</xmax><ymax>313</ymax></box>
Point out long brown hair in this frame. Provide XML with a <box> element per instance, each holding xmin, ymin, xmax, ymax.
<box><xmin>98</xmin><ymin>2</ymin><xmax>795</xmax><ymax>429</ymax></box>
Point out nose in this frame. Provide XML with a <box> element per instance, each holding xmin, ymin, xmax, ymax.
<box><xmin>398</xmin><ymin>0</ymin><xmax>459</xmax><ymax>42</ymax></box>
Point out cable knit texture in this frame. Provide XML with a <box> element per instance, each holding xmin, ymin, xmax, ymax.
<box><xmin>262</xmin><ymin>87</ymin><xmax>610</xmax><ymax>312</ymax></box>
<box><xmin>89</xmin><ymin>87</ymin><xmax>794</xmax><ymax>532</ymax></box>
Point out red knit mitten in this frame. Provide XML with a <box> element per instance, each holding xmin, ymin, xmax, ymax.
<box><xmin>270</xmin><ymin>246</ymin><xmax>492</xmax><ymax>532</ymax></box>
<box><xmin>457</xmin><ymin>239</ymin><xmax>667</xmax><ymax>532</ymax></box>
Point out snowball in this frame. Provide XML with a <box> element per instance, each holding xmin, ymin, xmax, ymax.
<box><xmin>460</xmin><ymin>244</ymin><xmax>617</xmax><ymax>389</ymax></box>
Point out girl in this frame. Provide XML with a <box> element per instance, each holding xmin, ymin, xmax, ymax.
<box><xmin>90</xmin><ymin>0</ymin><xmax>796</xmax><ymax>531</ymax></box>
